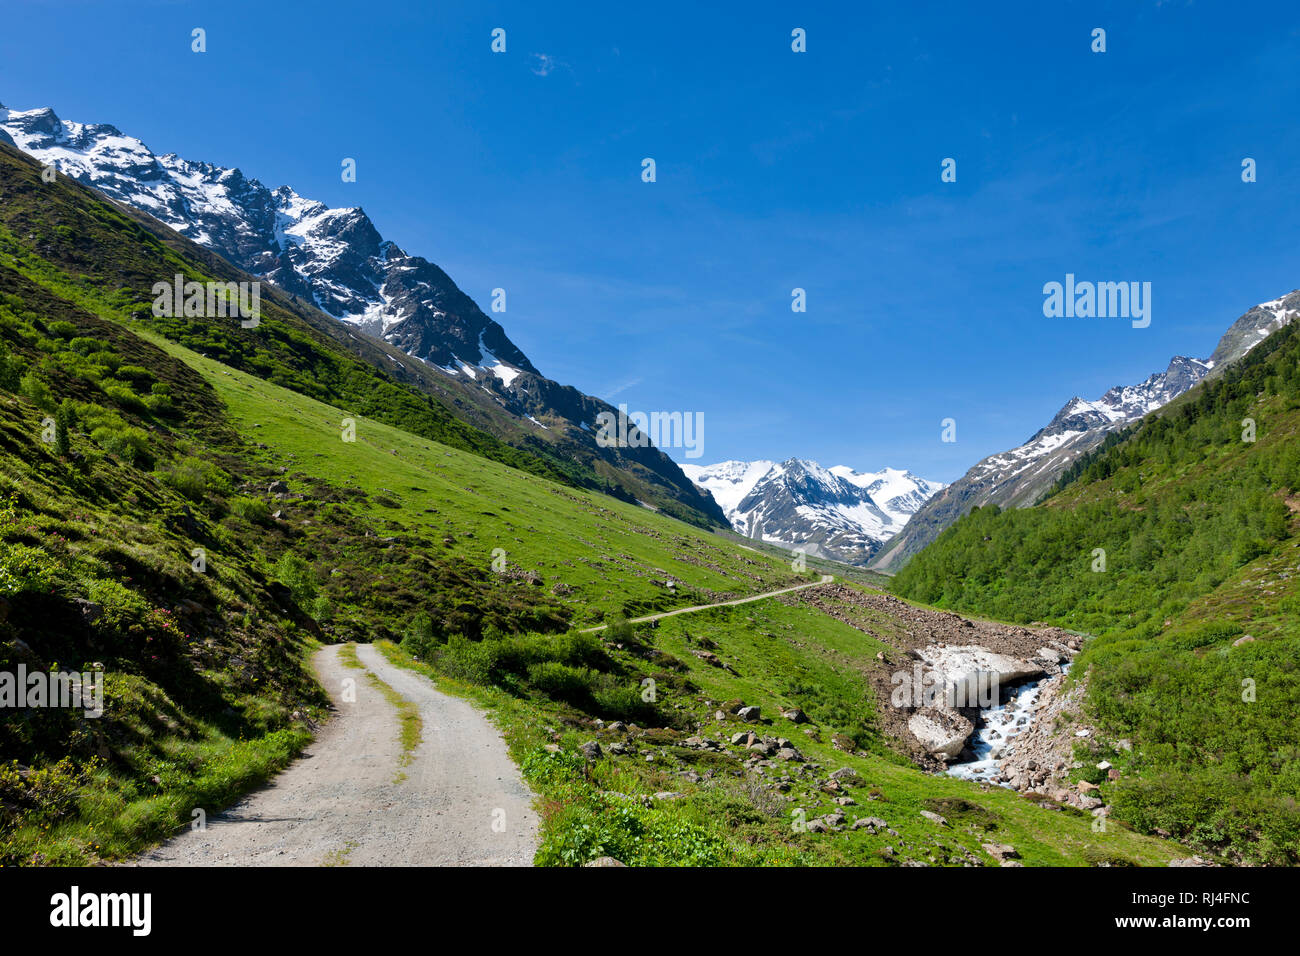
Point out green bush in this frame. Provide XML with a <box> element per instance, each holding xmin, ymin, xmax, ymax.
<box><xmin>525</xmin><ymin>661</ymin><xmax>595</xmax><ymax>704</ymax></box>
<box><xmin>229</xmin><ymin>496</ymin><xmax>270</xmax><ymax>524</ymax></box>
<box><xmin>0</xmin><ymin>541</ymin><xmax>60</xmax><ymax>595</ymax></box>
<box><xmin>434</xmin><ymin>634</ymin><xmax>496</xmax><ymax>685</ymax></box>
<box><xmin>272</xmin><ymin>552</ymin><xmax>318</xmax><ymax>608</ymax></box>
<box><xmin>89</xmin><ymin>423</ymin><xmax>152</xmax><ymax>466</ymax></box>
<box><xmin>19</xmin><ymin>371</ymin><xmax>55</xmax><ymax>411</ymax></box>
<box><xmin>158</xmin><ymin>456</ymin><xmax>230</xmax><ymax>502</ymax></box>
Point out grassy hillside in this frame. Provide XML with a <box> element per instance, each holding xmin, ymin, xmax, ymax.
<box><xmin>0</xmin><ymin>141</ymin><xmax>723</xmax><ymax>527</ymax></box>
<box><xmin>893</xmin><ymin>319</ymin><xmax>1300</xmax><ymax>863</ymax></box>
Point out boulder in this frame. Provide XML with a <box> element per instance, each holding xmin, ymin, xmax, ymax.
<box><xmin>920</xmin><ymin>810</ymin><xmax>949</xmax><ymax>827</ymax></box>
<box><xmin>908</xmin><ymin>708</ymin><xmax>974</xmax><ymax>758</ymax></box>
<box><xmin>981</xmin><ymin>843</ymin><xmax>1019</xmax><ymax>862</ymax></box>
<box><xmin>737</xmin><ymin>705</ymin><xmax>761</xmax><ymax>723</ymax></box>
<box><xmin>851</xmin><ymin>816</ymin><xmax>889</xmax><ymax>832</ymax></box>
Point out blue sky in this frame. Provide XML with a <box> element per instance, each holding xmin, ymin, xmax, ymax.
<box><xmin>3</xmin><ymin>0</ymin><xmax>1299</xmax><ymax>481</ymax></box>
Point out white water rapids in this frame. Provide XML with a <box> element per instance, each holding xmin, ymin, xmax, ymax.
<box><xmin>945</xmin><ymin>662</ymin><xmax>1071</xmax><ymax>785</ymax></box>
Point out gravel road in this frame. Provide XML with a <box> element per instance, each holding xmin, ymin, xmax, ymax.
<box><xmin>134</xmin><ymin>643</ymin><xmax>537</xmax><ymax>867</ymax></box>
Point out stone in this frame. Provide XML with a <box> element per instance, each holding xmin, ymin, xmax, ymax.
<box><xmin>579</xmin><ymin>740</ymin><xmax>603</xmax><ymax>761</ymax></box>
<box><xmin>584</xmin><ymin>856</ymin><xmax>626</xmax><ymax>867</ymax></box>
<box><xmin>72</xmin><ymin>598</ymin><xmax>102</xmax><ymax>624</ymax></box>
<box><xmin>920</xmin><ymin>810</ymin><xmax>948</xmax><ymax>827</ymax></box>
<box><xmin>829</xmin><ymin>767</ymin><xmax>860</xmax><ymax>782</ymax></box>
<box><xmin>268</xmin><ymin>480</ymin><xmax>289</xmax><ymax>495</ymax></box>
<box><xmin>780</xmin><ymin>707</ymin><xmax>808</xmax><ymax>723</ymax></box>
<box><xmin>908</xmin><ymin>708</ymin><xmax>974</xmax><ymax>758</ymax></box>
<box><xmin>981</xmin><ymin>843</ymin><xmax>1018</xmax><ymax>861</ymax></box>
<box><xmin>737</xmin><ymin>705</ymin><xmax>761</xmax><ymax>723</ymax></box>
<box><xmin>852</xmin><ymin>816</ymin><xmax>889</xmax><ymax>832</ymax></box>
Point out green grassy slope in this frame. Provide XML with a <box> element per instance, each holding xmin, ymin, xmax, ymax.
<box><xmin>893</xmin><ymin>319</ymin><xmax>1300</xmax><ymax>863</ymax></box>
<box><xmin>0</xmin><ymin>141</ymin><xmax>723</xmax><ymax>527</ymax></box>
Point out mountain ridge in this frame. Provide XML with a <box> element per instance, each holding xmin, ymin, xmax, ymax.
<box><xmin>872</xmin><ymin>292</ymin><xmax>1300</xmax><ymax>571</ymax></box>
<box><xmin>682</xmin><ymin>457</ymin><xmax>944</xmax><ymax>565</ymax></box>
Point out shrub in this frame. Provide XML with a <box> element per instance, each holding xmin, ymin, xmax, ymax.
<box><xmin>273</xmin><ymin>552</ymin><xmax>318</xmax><ymax>608</ymax></box>
<box><xmin>229</xmin><ymin>496</ymin><xmax>270</xmax><ymax>524</ymax></box>
<box><xmin>0</xmin><ymin>346</ymin><xmax>20</xmax><ymax>391</ymax></box>
<box><xmin>400</xmin><ymin>612</ymin><xmax>438</xmax><ymax>659</ymax></box>
<box><xmin>46</xmin><ymin>321</ymin><xmax>78</xmax><ymax>340</ymax></box>
<box><xmin>434</xmin><ymin>634</ymin><xmax>496</xmax><ymax>685</ymax></box>
<box><xmin>101</xmin><ymin>383</ymin><xmax>145</xmax><ymax>411</ymax></box>
<box><xmin>158</xmin><ymin>456</ymin><xmax>230</xmax><ymax>502</ymax></box>
<box><xmin>89</xmin><ymin>424</ymin><xmax>152</xmax><ymax>466</ymax></box>
<box><xmin>526</xmin><ymin>661</ymin><xmax>596</xmax><ymax>704</ymax></box>
<box><xmin>19</xmin><ymin>372</ymin><xmax>55</xmax><ymax>411</ymax></box>
<box><xmin>0</xmin><ymin>541</ymin><xmax>60</xmax><ymax>595</ymax></box>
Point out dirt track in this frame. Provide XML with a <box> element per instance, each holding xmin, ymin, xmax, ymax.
<box><xmin>134</xmin><ymin>643</ymin><xmax>537</xmax><ymax>867</ymax></box>
<box><xmin>580</xmin><ymin>574</ymin><xmax>835</xmax><ymax>632</ymax></box>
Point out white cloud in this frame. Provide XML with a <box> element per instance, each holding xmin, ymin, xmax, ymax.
<box><xmin>530</xmin><ymin>53</ymin><xmax>558</xmax><ymax>77</ymax></box>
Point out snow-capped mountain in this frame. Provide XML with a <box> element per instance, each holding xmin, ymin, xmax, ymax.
<box><xmin>0</xmin><ymin>100</ymin><xmax>728</xmax><ymax>526</ymax></box>
<box><xmin>681</xmin><ymin>459</ymin><xmax>945</xmax><ymax>565</ymax></box>
<box><xmin>872</xmin><ymin>291</ymin><xmax>1300</xmax><ymax>570</ymax></box>
<box><xmin>0</xmin><ymin>103</ymin><xmax>532</xmax><ymax>379</ymax></box>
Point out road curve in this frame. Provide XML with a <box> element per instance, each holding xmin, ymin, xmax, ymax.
<box><xmin>580</xmin><ymin>574</ymin><xmax>835</xmax><ymax>633</ymax></box>
<box><xmin>133</xmin><ymin>643</ymin><xmax>537</xmax><ymax>867</ymax></box>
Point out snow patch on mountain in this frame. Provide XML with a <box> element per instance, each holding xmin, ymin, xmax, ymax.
<box><xmin>682</xmin><ymin>458</ymin><xmax>944</xmax><ymax>565</ymax></box>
